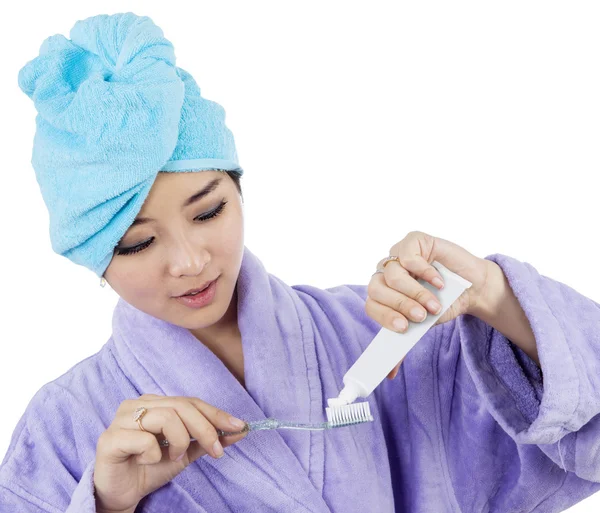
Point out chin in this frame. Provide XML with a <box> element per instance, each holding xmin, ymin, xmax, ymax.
<box><xmin>174</xmin><ymin>297</ymin><xmax>228</xmax><ymax>329</ymax></box>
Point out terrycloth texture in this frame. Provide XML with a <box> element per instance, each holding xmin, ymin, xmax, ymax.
<box><xmin>17</xmin><ymin>12</ymin><xmax>242</xmax><ymax>278</ymax></box>
<box><xmin>1</xmin><ymin>247</ymin><xmax>600</xmax><ymax>512</ymax></box>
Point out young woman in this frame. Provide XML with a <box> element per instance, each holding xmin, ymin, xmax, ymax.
<box><xmin>2</xmin><ymin>12</ymin><xmax>599</xmax><ymax>513</ymax></box>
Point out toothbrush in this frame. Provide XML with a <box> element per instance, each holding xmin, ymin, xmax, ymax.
<box><xmin>158</xmin><ymin>402</ymin><xmax>373</xmax><ymax>447</ymax></box>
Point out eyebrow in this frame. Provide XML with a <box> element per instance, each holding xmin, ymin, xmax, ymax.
<box><xmin>130</xmin><ymin>177</ymin><xmax>223</xmax><ymax>227</ymax></box>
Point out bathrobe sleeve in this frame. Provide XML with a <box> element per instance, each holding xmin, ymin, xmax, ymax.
<box><xmin>0</xmin><ymin>463</ymin><xmax>96</xmax><ymax>513</ymax></box>
<box><xmin>326</xmin><ymin>253</ymin><xmax>600</xmax><ymax>512</ymax></box>
<box><xmin>0</xmin><ymin>383</ymin><xmax>103</xmax><ymax>512</ymax></box>
<box><xmin>445</xmin><ymin>253</ymin><xmax>600</xmax><ymax>511</ymax></box>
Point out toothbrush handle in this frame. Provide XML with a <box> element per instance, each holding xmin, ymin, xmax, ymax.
<box><xmin>253</xmin><ymin>419</ymin><xmax>330</xmax><ymax>431</ymax></box>
<box><xmin>157</xmin><ymin>419</ymin><xmax>329</xmax><ymax>447</ymax></box>
<box><xmin>222</xmin><ymin>419</ymin><xmax>329</xmax><ymax>433</ymax></box>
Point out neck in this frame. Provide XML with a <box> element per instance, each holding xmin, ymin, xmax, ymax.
<box><xmin>189</xmin><ymin>284</ymin><xmax>245</xmax><ymax>386</ymax></box>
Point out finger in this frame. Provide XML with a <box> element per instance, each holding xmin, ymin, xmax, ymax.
<box><xmin>160</xmin><ymin>407</ymin><xmax>197</xmax><ymax>462</ymax></box>
<box><xmin>115</xmin><ymin>395</ymin><xmax>163</xmax><ymax>418</ymax></box>
<box><xmin>370</xmin><ymin>273</ymin><xmax>426</xmax><ymax>323</ymax></box>
<box><xmin>187</xmin><ymin>397</ymin><xmax>247</xmax><ymax>434</ymax></box>
<box><xmin>389</xmin><ymin>249</ymin><xmax>444</xmax><ymax>290</ymax></box>
<box><xmin>126</xmin><ymin>406</ymin><xmax>196</xmax><ymax>461</ymax></box>
<box><xmin>189</xmin><ymin>399</ymin><xmax>251</xmax><ymax>454</ymax></box>
<box><xmin>120</xmin><ymin>402</ymin><xmax>221</xmax><ymax>459</ymax></box>
<box><xmin>121</xmin><ymin>398</ymin><xmax>246</xmax><ymax>460</ymax></box>
<box><xmin>176</xmin><ymin>429</ymin><xmax>248</xmax><ymax>467</ymax></box>
<box><xmin>176</xmin><ymin>403</ymin><xmax>224</xmax><ymax>459</ymax></box>
<box><xmin>375</xmin><ymin>268</ymin><xmax>442</xmax><ymax>318</ymax></box>
<box><xmin>366</xmin><ymin>295</ymin><xmax>408</xmax><ymax>333</ymax></box>
<box><xmin>133</xmin><ymin>395</ymin><xmax>247</xmax><ymax>433</ymax></box>
<box><xmin>180</xmin><ymin>431</ymin><xmax>248</xmax><ymax>465</ymax></box>
<box><xmin>96</xmin><ymin>427</ymin><xmax>163</xmax><ymax>466</ymax></box>
<box><xmin>220</xmin><ymin>431</ymin><xmax>248</xmax><ymax>449</ymax></box>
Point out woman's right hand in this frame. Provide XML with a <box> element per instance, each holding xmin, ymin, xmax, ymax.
<box><xmin>94</xmin><ymin>394</ymin><xmax>248</xmax><ymax>513</ymax></box>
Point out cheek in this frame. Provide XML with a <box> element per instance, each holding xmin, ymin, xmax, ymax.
<box><xmin>217</xmin><ymin>206</ymin><xmax>244</xmax><ymax>254</ymax></box>
<box><xmin>109</xmin><ymin>267</ymin><xmax>161</xmax><ymax>303</ymax></box>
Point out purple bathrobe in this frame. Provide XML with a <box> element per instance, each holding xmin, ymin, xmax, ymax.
<box><xmin>1</xmin><ymin>246</ymin><xmax>600</xmax><ymax>512</ymax></box>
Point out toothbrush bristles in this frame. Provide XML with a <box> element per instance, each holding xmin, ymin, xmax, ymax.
<box><xmin>325</xmin><ymin>401</ymin><xmax>374</xmax><ymax>427</ymax></box>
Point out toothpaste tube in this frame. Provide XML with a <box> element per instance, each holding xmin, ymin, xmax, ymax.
<box><xmin>327</xmin><ymin>261</ymin><xmax>472</xmax><ymax>407</ymax></box>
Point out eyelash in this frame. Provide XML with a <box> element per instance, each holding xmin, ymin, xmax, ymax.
<box><xmin>115</xmin><ymin>200</ymin><xmax>228</xmax><ymax>256</ymax></box>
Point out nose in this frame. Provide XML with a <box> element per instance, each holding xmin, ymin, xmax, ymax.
<box><xmin>168</xmin><ymin>235</ymin><xmax>210</xmax><ymax>277</ymax></box>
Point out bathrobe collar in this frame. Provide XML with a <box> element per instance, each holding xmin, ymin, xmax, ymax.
<box><xmin>111</xmin><ymin>246</ymin><xmax>331</xmax><ymax>512</ymax></box>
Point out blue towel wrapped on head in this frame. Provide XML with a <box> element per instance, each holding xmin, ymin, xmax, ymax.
<box><xmin>18</xmin><ymin>12</ymin><xmax>243</xmax><ymax>278</ymax></box>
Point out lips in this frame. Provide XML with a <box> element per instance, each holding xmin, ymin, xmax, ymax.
<box><xmin>183</xmin><ymin>288</ymin><xmax>207</xmax><ymax>296</ymax></box>
<box><xmin>177</xmin><ymin>280</ymin><xmax>214</xmax><ymax>297</ymax></box>
<box><xmin>174</xmin><ymin>277</ymin><xmax>218</xmax><ymax>309</ymax></box>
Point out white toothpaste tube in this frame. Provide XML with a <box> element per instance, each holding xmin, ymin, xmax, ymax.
<box><xmin>327</xmin><ymin>261</ymin><xmax>472</xmax><ymax>407</ymax></box>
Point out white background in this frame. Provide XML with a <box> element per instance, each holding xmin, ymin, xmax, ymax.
<box><xmin>1</xmin><ymin>1</ymin><xmax>599</xmax><ymax>511</ymax></box>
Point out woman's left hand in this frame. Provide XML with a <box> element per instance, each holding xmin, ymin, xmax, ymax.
<box><xmin>366</xmin><ymin>231</ymin><xmax>492</xmax><ymax>380</ymax></box>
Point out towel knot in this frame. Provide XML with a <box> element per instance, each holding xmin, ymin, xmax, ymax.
<box><xmin>18</xmin><ymin>12</ymin><xmax>184</xmax><ymax>136</ymax></box>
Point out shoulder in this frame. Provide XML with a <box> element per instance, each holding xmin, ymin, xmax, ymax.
<box><xmin>0</xmin><ymin>341</ymin><xmax>127</xmax><ymax>500</ymax></box>
<box><xmin>28</xmin><ymin>341</ymin><xmax>126</xmax><ymax>434</ymax></box>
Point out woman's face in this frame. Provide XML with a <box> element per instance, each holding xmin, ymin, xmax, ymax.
<box><xmin>103</xmin><ymin>171</ymin><xmax>244</xmax><ymax>331</ymax></box>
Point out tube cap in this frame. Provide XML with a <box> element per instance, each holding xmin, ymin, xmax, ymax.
<box><xmin>327</xmin><ymin>383</ymin><xmax>360</xmax><ymax>407</ymax></box>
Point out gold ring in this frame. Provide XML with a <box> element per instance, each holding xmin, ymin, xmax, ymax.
<box><xmin>382</xmin><ymin>256</ymin><xmax>400</xmax><ymax>268</ymax></box>
<box><xmin>133</xmin><ymin>406</ymin><xmax>148</xmax><ymax>432</ymax></box>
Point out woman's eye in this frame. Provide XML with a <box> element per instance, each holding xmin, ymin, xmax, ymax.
<box><xmin>195</xmin><ymin>200</ymin><xmax>227</xmax><ymax>222</ymax></box>
<box><xmin>115</xmin><ymin>200</ymin><xmax>228</xmax><ymax>256</ymax></box>
<box><xmin>115</xmin><ymin>237</ymin><xmax>154</xmax><ymax>256</ymax></box>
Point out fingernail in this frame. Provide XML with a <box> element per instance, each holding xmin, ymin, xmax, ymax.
<box><xmin>410</xmin><ymin>307</ymin><xmax>426</xmax><ymax>321</ymax></box>
<box><xmin>427</xmin><ymin>300</ymin><xmax>442</xmax><ymax>314</ymax></box>
<box><xmin>393</xmin><ymin>317</ymin><xmax>407</xmax><ymax>331</ymax></box>
<box><xmin>433</xmin><ymin>277</ymin><xmax>444</xmax><ymax>289</ymax></box>
<box><xmin>213</xmin><ymin>440</ymin><xmax>224</xmax><ymax>458</ymax></box>
<box><xmin>229</xmin><ymin>416</ymin><xmax>246</xmax><ymax>429</ymax></box>
<box><xmin>175</xmin><ymin>453</ymin><xmax>185</xmax><ymax>462</ymax></box>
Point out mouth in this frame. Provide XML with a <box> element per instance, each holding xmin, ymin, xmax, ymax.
<box><xmin>173</xmin><ymin>277</ymin><xmax>219</xmax><ymax>309</ymax></box>
<box><xmin>175</xmin><ymin>279</ymin><xmax>217</xmax><ymax>298</ymax></box>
